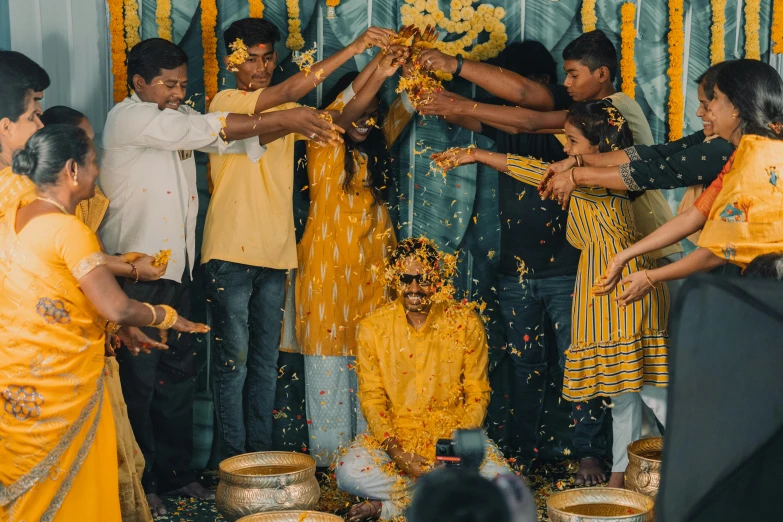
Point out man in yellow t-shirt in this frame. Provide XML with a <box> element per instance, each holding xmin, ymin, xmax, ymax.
<box><xmin>334</xmin><ymin>238</ymin><xmax>511</xmax><ymax>521</ymax></box>
<box><xmin>202</xmin><ymin>17</ymin><xmax>395</xmax><ymax>461</ymax></box>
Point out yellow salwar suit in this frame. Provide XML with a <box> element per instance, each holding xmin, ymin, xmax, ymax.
<box><xmin>0</xmin><ymin>206</ymin><xmax>121</xmax><ymax>521</ymax></box>
<box><xmin>294</xmin><ymin>88</ymin><xmax>412</xmax><ymax>466</ymax></box>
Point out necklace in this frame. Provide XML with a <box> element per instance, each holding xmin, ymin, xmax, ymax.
<box><xmin>37</xmin><ymin>197</ymin><xmax>71</xmax><ymax>215</ymax></box>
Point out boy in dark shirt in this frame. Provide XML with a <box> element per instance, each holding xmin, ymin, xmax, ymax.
<box><xmin>427</xmin><ymin>41</ymin><xmax>604</xmax><ymax>483</ymax></box>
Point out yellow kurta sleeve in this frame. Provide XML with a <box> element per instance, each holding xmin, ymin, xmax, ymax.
<box><xmin>356</xmin><ymin>319</ymin><xmax>395</xmax><ymax>440</ymax></box>
<box><xmin>382</xmin><ymin>95</ymin><xmax>414</xmax><ymax>147</ymax></box>
<box><xmin>0</xmin><ymin>166</ymin><xmax>36</xmax><ymax>216</ymax></box>
<box><xmin>506</xmin><ymin>155</ymin><xmax>548</xmax><ymax>186</ymax></box>
<box><xmin>460</xmin><ymin>312</ymin><xmax>491</xmax><ymax>428</ymax></box>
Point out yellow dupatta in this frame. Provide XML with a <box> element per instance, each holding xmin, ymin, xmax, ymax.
<box><xmin>698</xmin><ymin>135</ymin><xmax>783</xmax><ymax>268</ymax></box>
<box><xmin>0</xmin><ymin>205</ymin><xmax>120</xmax><ymax>521</ymax></box>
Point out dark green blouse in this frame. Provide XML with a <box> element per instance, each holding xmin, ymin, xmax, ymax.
<box><xmin>618</xmin><ymin>131</ymin><xmax>736</xmax><ymax>190</ymax></box>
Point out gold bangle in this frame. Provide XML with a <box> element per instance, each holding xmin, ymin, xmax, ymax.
<box><xmin>106</xmin><ymin>321</ymin><xmax>122</xmax><ymax>335</ymax></box>
<box><xmin>643</xmin><ymin>270</ymin><xmax>657</xmax><ymax>290</ymax></box>
<box><xmin>576</xmin><ymin>154</ymin><xmax>584</xmax><ymax>167</ymax></box>
<box><xmin>570</xmin><ymin>167</ymin><xmax>579</xmax><ymax>187</ymax></box>
<box><xmin>143</xmin><ymin>303</ymin><xmax>158</xmax><ymax>326</ymax></box>
<box><xmin>155</xmin><ymin>305</ymin><xmax>178</xmax><ymax>330</ymax></box>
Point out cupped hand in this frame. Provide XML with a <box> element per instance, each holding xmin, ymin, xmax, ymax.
<box><xmin>116</xmin><ymin>326</ymin><xmax>168</xmax><ymax>356</ymax></box>
<box><xmin>430</xmin><ymin>147</ymin><xmax>477</xmax><ymax>172</ymax></box>
<box><xmin>392</xmin><ymin>451</ymin><xmax>430</xmax><ymax>479</ymax></box>
<box><xmin>542</xmin><ymin>170</ymin><xmax>576</xmax><ymax>210</ymax></box>
<box><xmin>291</xmin><ymin>108</ymin><xmax>345</xmax><ymax>145</ymax></box>
<box><xmin>417</xmin><ymin>49</ymin><xmax>457</xmax><ymax>74</ymax></box>
<box><xmin>352</xmin><ymin>26</ymin><xmax>395</xmax><ymax>54</ymax></box>
<box><xmin>134</xmin><ymin>255</ymin><xmax>167</xmax><ymax>282</ymax></box>
<box><xmin>379</xmin><ymin>45</ymin><xmax>408</xmax><ymax>76</ymax></box>
<box><xmin>121</xmin><ymin>252</ymin><xmax>146</xmax><ymax>263</ymax></box>
<box><xmin>539</xmin><ymin>157</ymin><xmax>576</xmax><ymax>195</ymax></box>
<box><xmin>412</xmin><ymin>24</ymin><xmax>439</xmax><ymax>49</ymax></box>
<box><xmin>615</xmin><ymin>271</ymin><xmax>655</xmax><ymax>306</ymax></box>
<box><xmin>592</xmin><ymin>257</ymin><xmax>628</xmax><ymax>296</ymax></box>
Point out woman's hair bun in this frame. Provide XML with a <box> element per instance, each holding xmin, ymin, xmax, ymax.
<box><xmin>12</xmin><ymin>148</ymin><xmax>38</xmax><ymax>179</ymax></box>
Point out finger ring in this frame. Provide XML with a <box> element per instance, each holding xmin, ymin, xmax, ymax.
<box><xmin>310</xmin><ymin>132</ymin><xmax>316</xmax><ymax>139</ymax></box>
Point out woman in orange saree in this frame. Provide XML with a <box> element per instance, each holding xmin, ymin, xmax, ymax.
<box><xmin>0</xmin><ymin>125</ymin><xmax>208</xmax><ymax>521</ymax></box>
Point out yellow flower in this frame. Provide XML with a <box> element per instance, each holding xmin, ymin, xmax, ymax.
<box><xmin>286</xmin><ymin>0</ymin><xmax>304</xmax><ymax>50</ymax></box>
<box><xmin>667</xmin><ymin>0</ymin><xmax>685</xmax><ymax>141</ymax></box>
<box><xmin>581</xmin><ymin>0</ymin><xmax>597</xmax><ymax>32</ymax></box>
<box><xmin>744</xmin><ymin>0</ymin><xmax>761</xmax><ymax>60</ymax></box>
<box><xmin>414</xmin><ymin>0</ymin><xmax>426</xmax><ymax>12</ymax></box>
<box><xmin>201</xmin><ymin>0</ymin><xmax>219</xmax><ymax>103</ymax></box>
<box><xmin>325</xmin><ymin>0</ymin><xmax>340</xmax><ymax>8</ymax></box>
<box><xmin>710</xmin><ymin>0</ymin><xmax>726</xmax><ymax>64</ymax></box>
<box><xmin>108</xmin><ymin>0</ymin><xmax>127</xmax><ymax>102</ymax></box>
<box><xmin>461</xmin><ymin>7</ymin><xmax>474</xmax><ymax>20</ymax></box>
<box><xmin>124</xmin><ymin>0</ymin><xmax>141</xmax><ymax>50</ymax></box>
<box><xmin>249</xmin><ymin>0</ymin><xmax>265</xmax><ymax>18</ymax></box>
<box><xmin>494</xmin><ymin>7</ymin><xmax>505</xmax><ymax>19</ymax></box>
<box><xmin>156</xmin><ymin>0</ymin><xmax>172</xmax><ymax>41</ymax></box>
<box><xmin>620</xmin><ymin>2</ymin><xmax>636</xmax><ymax>99</ymax></box>
<box><xmin>773</xmin><ymin>0</ymin><xmax>783</xmax><ymax>55</ymax></box>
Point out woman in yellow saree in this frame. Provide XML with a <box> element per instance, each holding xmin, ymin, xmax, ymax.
<box><xmin>0</xmin><ymin>125</ymin><xmax>208</xmax><ymax>521</ymax></box>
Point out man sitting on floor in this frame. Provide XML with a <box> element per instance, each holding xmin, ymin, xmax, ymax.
<box><xmin>335</xmin><ymin>238</ymin><xmax>511</xmax><ymax>521</ymax></box>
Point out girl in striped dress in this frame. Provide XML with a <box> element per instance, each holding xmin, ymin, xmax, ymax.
<box><xmin>431</xmin><ymin>100</ymin><xmax>669</xmax><ymax>488</ymax></box>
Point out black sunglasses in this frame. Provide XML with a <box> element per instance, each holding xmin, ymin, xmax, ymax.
<box><xmin>399</xmin><ymin>274</ymin><xmax>433</xmax><ymax>287</ymax></box>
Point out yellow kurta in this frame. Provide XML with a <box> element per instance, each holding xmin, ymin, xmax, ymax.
<box><xmin>295</xmin><ymin>91</ymin><xmax>412</xmax><ymax>357</ymax></box>
<box><xmin>506</xmin><ymin>156</ymin><xmax>669</xmax><ymax>402</ymax></box>
<box><xmin>356</xmin><ymin>300</ymin><xmax>491</xmax><ymax>460</ymax></box>
<box><xmin>698</xmin><ymin>135</ymin><xmax>783</xmax><ymax>268</ymax></box>
<box><xmin>0</xmin><ymin>208</ymin><xmax>120</xmax><ymax>522</ymax></box>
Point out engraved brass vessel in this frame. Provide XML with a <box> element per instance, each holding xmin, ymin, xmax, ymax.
<box><xmin>547</xmin><ymin>487</ymin><xmax>655</xmax><ymax>522</ymax></box>
<box><xmin>237</xmin><ymin>511</ymin><xmax>342</xmax><ymax>522</ymax></box>
<box><xmin>625</xmin><ymin>437</ymin><xmax>663</xmax><ymax>498</ymax></box>
<box><xmin>216</xmin><ymin>452</ymin><xmax>320</xmax><ymax>521</ymax></box>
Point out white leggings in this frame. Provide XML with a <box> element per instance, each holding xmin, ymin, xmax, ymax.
<box><xmin>611</xmin><ymin>386</ymin><xmax>668</xmax><ymax>472</ymax></box>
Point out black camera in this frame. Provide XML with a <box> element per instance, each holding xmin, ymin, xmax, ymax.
<box><xmin>435</xmin><ymin>429</ymin><xmax>485</xmax><ymax>470</ymax></box>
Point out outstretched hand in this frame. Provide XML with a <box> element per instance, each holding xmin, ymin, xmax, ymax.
<box><xmin>288</xmin><ymin>107</ymin><xmax>345</xmax><ymax>145</ymax></box>
<box><xmin>540</xmin><ymin>169</ymin><xmax>576</xmax><ymax>210</ymax></box>
<box><xmin>539</xmin><ymin>157</ymin><xmax>577</xmax><ymax>196</ymax></box>
<box><xmin>418</xmin><ymin>89</ymin><xmax>466</xmax><ymax>117</ymax></box>
<box><xmin>417</xmin><ymin>49</ymin><xmax>457</xmax><ymax>75</ymax></box>
<box><xmin>430</xmin><ymin>147</ymin><xmax>477</xmax><ymax>172</ymax></box>
<box><xmin>351</xmin><ymin>26</ymin><xmax>396</xmax><ymax>54</ymax></box>
<box><xmin>614</xmin><ymin>271</ymin><xmax>656</xmax><ymax>306</ymax></box>
<box><xmin>592</xmin><ymin>257</ymin><xmax>628</xmax><ymax>296</ymax></box>
<box><xmin>116</xmin><ymin>326</ymin><xmax>168</xmax><ymax>356</ymax></box>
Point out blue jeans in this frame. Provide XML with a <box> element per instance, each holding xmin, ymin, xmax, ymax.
<box><xmin>498</xmin><ymin>273</ymin><xmax>606</xmax><ymax>460</ymax></box>
<box><xmin>205</xmin><ymin>260</ymin><xmax>287</xmax><ymax>460</ymax></box>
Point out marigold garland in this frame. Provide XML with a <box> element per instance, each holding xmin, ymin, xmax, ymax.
<box><xmin>620</xmin><ymin>3</ymin><xmax>636</xmax><ymax>99</ymax></box>
<box><xmin>157</xmin><ymin>0</ymin><xmax>173</xmax><ymax>41</ymax></box>
<box><xmin>744</xmin><ymin>0</ymin><xmax>761</xmax><ymax>60</ymax></box>
<box><xmin>667</xmin><ymin>0</ymin><xmax>685</xmax><ymax>141</ymax></box>
<box><xmin>248</xmin><ymin>0</ymin><xmax>264</xmax><ymax>18</ymax></box>
<box><xmin>124</xmin><ymin>0</ymin><xmax>141</xmax><ymax>50</ymax></box>
<box><xmin>400</xmin><ymin>0</ymin><xmax>507</xmax><ymax>74</ymax></box>
<box><xmin>108</xmin><ymin>0</ymin><xmax>127</xmax><ymax>102</ymax></box>
<box><xmin>773</xmin><ymin>0</ymin><xmax>783</xmax><ymax>54</ymax></box>
<box><xmin>710</xmin><ymin>0</ymin><xmax>726</xmax><ymax>64</ymax></box>
<box><xmin>286</xmin><ymin>0</ymin><xmax>305</xmax><ymax>51</ymax></box>
<box><xmin>581</xmin><ymin>0</ymin><xmax>597</xmax><ymax>33</ymax></box>
<box><xmin>201</xmin><ymin>0</ymin><xmax>219</xmax><ymax>103</ymax></box>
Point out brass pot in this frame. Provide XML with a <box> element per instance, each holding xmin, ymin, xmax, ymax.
<box><xmin>547</xmin><ymin>487</ymin><xmax>655</xmax><ymax>522</ymax></box>
<box><xmin>625</xmin><ymin>437</ymin><xmax>663</xmax><ymax>498</ymax></box>
<box><xmin>216</xmin><ymin>452</ymin><xmax>320</xmax><ymax>522</ymax></box>
<box><xmin>237</xmin><ymin>511</ymin><xmax>342</xmax><ymax>522</ymax></box>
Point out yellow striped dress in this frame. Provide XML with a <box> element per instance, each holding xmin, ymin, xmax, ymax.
<box><xmin>506</xmin><ymin>155</ymin><xmax>669</xmax><ymax>402</ymax></box>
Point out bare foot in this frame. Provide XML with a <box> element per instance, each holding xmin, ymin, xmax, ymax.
<box><xmin>575</xmin><ymin>457</ymin><xmax>607</xmax><ymax>486</ymax></box>
<box><xmin>170</xmin><ymin>481</ymin><xmax>216</xmax><ymax>500</ymax></box>
<box><xmin>146</xmin><ymin>493</ymin><xmax>168</xmax><ymax>518</ymax></box>
<box><xmin>347</xmin><ymin>500</ymin><xmax>382</xmax><ymax>522</ymax></box>
<box><xmin>607</xmin><ymin>471</ymin><xmax>625</xmax><ymax>489</ymax></box>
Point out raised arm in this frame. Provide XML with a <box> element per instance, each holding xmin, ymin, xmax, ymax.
<box><xmin>253</xmin><ymin>27</ymin><xmax>395</xmax><ymax>113</ymax></box>
<box><xmin>417</xmin><ymin>48</ymin><xmax>556</xmax><ymax>111</ymax></box>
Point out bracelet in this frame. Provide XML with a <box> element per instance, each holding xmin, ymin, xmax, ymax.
<box><xmin>156</xmin><ymin>305</ymin><xmax>178</xmax><ymax>330</ymax></box>
<box><xmin>106</xmin><ymin>321</ymin><xmax>122</xmax><ymax>335</ymax></box>
<box><xmin>643</xmin><ymin>270</ymin><xmax>657</xmax><ymax>290</ymax></box>
<box><xmin>143</xmin><ymin>303</ymin><xmax>158</xmax><ymax>326</ymax></box>
<box><xmin>569</xmin><ymin>167</ymin><xmax>579</xmax><ymax>187</ymax></box>
<box><xmin>127</xmin><ymin>262</ymin><xmax>139</xmax><ymax>283</ymax></box>
<box><xmin>575</xmin><ymin>154</ymin><xmax>584</xmax><ymax>168</ymax></box>
<box><xmin>454</xmin><ymin>54</ymin><xmax>464</xmax><ymax>76</ymax></box>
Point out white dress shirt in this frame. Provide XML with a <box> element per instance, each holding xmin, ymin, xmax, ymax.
<box><xmin>99</xmin><ymin>94</ymin><xmax>264</xmax><ymax>283</ymax></box>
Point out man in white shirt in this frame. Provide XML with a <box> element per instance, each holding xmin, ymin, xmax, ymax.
<box><xmin>99</xmin><ymin>38</ymin><xmax>341</xmax><ymax>516</ymax></box>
